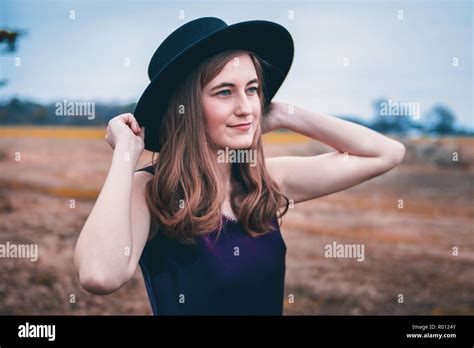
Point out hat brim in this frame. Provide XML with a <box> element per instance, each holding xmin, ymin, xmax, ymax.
<box><xmin>134</xmin><ymin>20</ymin><xmax>294</xmax><ymax>152</ymax></box>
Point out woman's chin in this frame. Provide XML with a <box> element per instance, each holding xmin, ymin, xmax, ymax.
<box><xmin>217</xmin><ymin>136</ymin><xmax>254</xmax><ymax>150</ymax></box>
<box><xmin>225</xmin><ymin>141</ymin><xmax>253</xmax><ymax>150</ymax></box>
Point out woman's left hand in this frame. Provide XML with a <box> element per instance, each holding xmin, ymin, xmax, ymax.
<box><xmin>261</xmin><ymin>101</ymin><xmax>286</xmax><ymax>134</ymax></box>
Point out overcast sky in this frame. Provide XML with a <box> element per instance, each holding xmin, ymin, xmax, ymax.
<box><xmin>1</xmin><ymin>0</ymin><xmax>472</xmax><ymax>127</ymax></box>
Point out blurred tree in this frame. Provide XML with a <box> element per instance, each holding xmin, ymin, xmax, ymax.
<box><xmin>0</xmin><ymin>29</ymin><xmax>20</xmax><ymax>52</ymax></box>
<box><xmin>425</xmin><ymin>105</ymin><xmax>457</xmax><ymax>135</ymax></box>
<box><xmin>371</xmin><ymin>98</ymin><xmax>414</xmax><ymax>134</ymax></box>
<box><xmin>31</xmin><ymin>106</ymin><xmax>48</xmax><ymax>124</ymax></box>
<box><xmin>0</xmin><ymin>97</ymin><xmax>136</xmax><ymax>125</ymax></box>
<box><xmin>0</xmin><ymin>29</ymin><xmax>24</xmax><ymax>87</ymax></box>
<box><xmin>8</xmin><ymin>97</ymin><xmax>25</xmax><ymax>114</ymax></box>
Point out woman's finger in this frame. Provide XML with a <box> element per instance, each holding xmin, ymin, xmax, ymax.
<box><xmin>138</xmin><ymin>126</ymin><xmax>145</xmax><ymax>140</ymax></box>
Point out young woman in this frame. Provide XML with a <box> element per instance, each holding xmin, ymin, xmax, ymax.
<box><xmin>74</xmin><ymin>18</ymin><xmax>405</xmax><ymax>315</ymax></box>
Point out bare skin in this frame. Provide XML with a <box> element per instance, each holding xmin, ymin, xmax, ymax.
<box><xmin>74</xmin><ymin>53</ymin><xmax>405</xmax><ymax>295</ymax></box>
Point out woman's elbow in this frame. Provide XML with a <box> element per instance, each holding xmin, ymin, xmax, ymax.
<box><xmin>390</xmin><ymin>141</ymin><xmax>406</xmax><ymax>165</ymax></box>
<box><xmin>381</xmin><ymin>141</ymin><xmax>406</xmax><ymax>169</ymax></box>
<box><xmin>78</xmin><ymin>271</ymin><xmax>124</xmax><ymax>295</ymax></box>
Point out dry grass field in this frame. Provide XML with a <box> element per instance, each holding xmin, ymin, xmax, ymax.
<box><xmin>0</xmin><ymin>126</ymin><xmax>473</xmax><ymax>315</ymax></box>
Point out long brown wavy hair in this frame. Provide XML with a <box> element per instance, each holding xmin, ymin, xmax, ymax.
<box><xmin>144</xmin><ymin>49</ymin><xmax>289</xmax><ymax>245</ymax></box>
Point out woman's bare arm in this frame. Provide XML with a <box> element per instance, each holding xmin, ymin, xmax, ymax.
<box><xmin>264</xmin><ymin>102</ymin><xmax>406</xmax><ymax>204</ymax></box>
<box><xmin>74</xmin><ymin>114</ymin><xmax>151</xmax><ymax>295</ymax></box>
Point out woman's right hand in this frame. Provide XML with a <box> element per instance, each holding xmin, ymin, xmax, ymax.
<box><xmin>105</xmin><ymin>113</ymin><xmax>145</xmax><ymax>157</ymax></box>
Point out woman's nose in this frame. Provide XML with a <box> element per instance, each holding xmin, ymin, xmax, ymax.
<box><xmin>235</xmin><ymin>92</ymin><xmax>252</xmax><ymax>115</ymax></box>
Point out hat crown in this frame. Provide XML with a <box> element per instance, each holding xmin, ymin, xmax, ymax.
<box><xmin>148</xmin><ymin>17</ymin><xmax>228</xmax><ymax>79</ymax></box>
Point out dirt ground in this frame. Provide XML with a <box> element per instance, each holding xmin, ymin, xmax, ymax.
<box><xmin>0</xmin><ymin>130</ymin><xmax>473</xmax><ymax>315</ymax></box>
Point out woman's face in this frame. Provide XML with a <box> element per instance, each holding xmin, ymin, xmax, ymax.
<box><xmin>201</xmin><ymin>54</ymin><xmax>261</xmax><ymax>150</ymax></box>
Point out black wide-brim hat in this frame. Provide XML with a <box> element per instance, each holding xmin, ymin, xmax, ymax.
<box><xmin>134</xmin><ymin>17</ymin><xmax>294</xmax><ymax>152</ymax></box>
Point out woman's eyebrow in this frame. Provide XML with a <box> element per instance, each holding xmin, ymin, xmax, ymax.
<box><xmin>211</xmin><ymin>78</ymin><xmax>259</xmax><ymax>91</ymax></box>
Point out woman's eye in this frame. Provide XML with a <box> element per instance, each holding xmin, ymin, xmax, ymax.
<box><xmin>217</xmin><ymin>90</ymin><xmax>231</xmax><ymax>96</ymax></box>
<box><xmin>216</xmin><ymin>87</ymin><xmax>258</xmax><ymax>97</ymax></box>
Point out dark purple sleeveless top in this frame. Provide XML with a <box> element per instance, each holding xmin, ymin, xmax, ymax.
<box><xmin>135</xmin><ymin>165</ymin><xmax>287</xmax><ymax>315</ymax></box>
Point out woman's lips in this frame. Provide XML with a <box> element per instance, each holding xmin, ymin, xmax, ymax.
<box><xmin>228</xmin><ymin>122</ymin><xmax>252</xmax><ymax>131</ymax></box>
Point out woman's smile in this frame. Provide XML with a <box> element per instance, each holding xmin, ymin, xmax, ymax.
<box><xmin>227</xmin><ymin>121</ymin><xmax>253</xmax><ymax>132</ymax></box>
